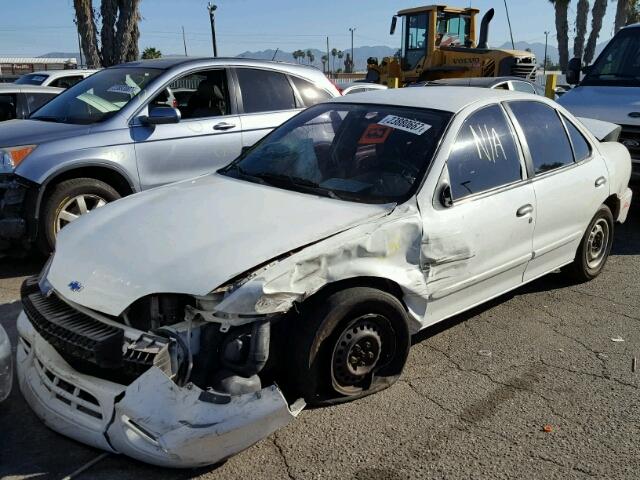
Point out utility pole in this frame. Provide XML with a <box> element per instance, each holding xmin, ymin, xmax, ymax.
<box><xmin>207</xmin><ymin>3</ymin><xmax>218</xmax><ymax>57</ymax></box>
<box><xmin>503</xmin><ymin>0</ymin><xmax>515</xmax><ymax>49</ymax></box>
<box><xmin>349</xmin><ymin>27</ymin><xmax>356</xmax><ymax>73</ymax></box>
<box><xmin>182</xmin><ymin>26</ymin><xmax>188</xmax><ymax>56</ymax></box>
<box><xmin>543</xmin><ymin>31</ymin><xmax>549</xmax><ymax>76</ymax></box>
<box><xmin>326</xmin><ymin>36</ymin><xmax>330</xmax><ymax>76</ymax></box>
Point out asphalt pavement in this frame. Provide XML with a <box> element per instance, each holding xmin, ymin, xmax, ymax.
<box><xmin>1</xmin><ymin>204</ymin><xmax>638</xmax><ymax>480</ymax></box>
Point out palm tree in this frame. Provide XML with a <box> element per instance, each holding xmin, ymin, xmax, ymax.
<box><xmin>321</xmin><ymin>54</ymin><xmax>328</xmax><ymax>72</ymax></box>
<box><xmin>141</xmin><ymin>47</ymin><xmax>162</xmax><ymax>59</ymax></box>
<box><xmin>299</xmin><ymin>50</ymin><xmax>306</xmax><ymax>63</ymax></box>
<box><xmin>549</xmin><ymin>0</ymin><xmax>571</xmax><ymax>72</ymax></box>
<box><xmin>306</xmin><ymin>49</ymin><xmax>315</xmax><ymax>65</ymax></box>
<box><xmin>573</xmin><ymin>0</ymin><xmax>589</xmax><ymax>59</ymax></box>
<box><xmin>584</xmin><ymin>0</ymin><xmax>608</xmax><ymax>64</ymax></box>
<box><xmin>331</xmin><ymin>47</ymin><xmax>338</xmax><ymax>73</ymax></box>
<box><xmin>615</xmin><ymin>0</ymin><xmax>629</xmax><ymax>32</ymax></box>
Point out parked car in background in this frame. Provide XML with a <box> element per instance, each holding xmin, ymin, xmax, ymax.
<box><xmin>560</xmin><ymin>23</ymin><xmax>640</xmax><ymax>181</ymax></box>
<box><xmin>14</xmin><ymin>69</ymin><xmax>98</xmax><ymax>89</ymax></box>
<box><xmin>341</xmin><ymin>82</ymin><xmax>388</xmax><ymax>95</ymax></box>
<box><xmin>0</xmin><ymin>84</ymin><xmax>62</xmax><ymax>121</ymax></box>
<box><xmin>0</xmin><ymin>57</ymin><xmax>340</xmax><ymax>253</ymax></box>
<box><xmin>0</xmin><ymin>324</ymin><xmax>11</xmax><ymax>402</ymax></box>
<box><xmin>412</xmin><ymin>76</ymin><xmax>546</xmax><ymax>96</ymax></box>
<box><xmin>18</xmin><ymin>87</ymin><xmax>631</xmax><ymax>467</ymax></box>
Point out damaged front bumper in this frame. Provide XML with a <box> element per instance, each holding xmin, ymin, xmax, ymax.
<box><xmin>16</xmin><ymin>311</ymin><xmax>303</xmax><ymax>468</ymax></box>
<box><xmin>0</xmin><ymin>174</ymin><xmax>37</xmax><ymax>251</ymax></box>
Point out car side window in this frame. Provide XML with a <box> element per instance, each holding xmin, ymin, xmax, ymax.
<box><xmin>0</xmin><ymin>94</ymin><xmax>16</xmax><ymax>121</ymax></box>
<box><xmin>561</xmin><ymin>115</ymin><xmax>592</xmax><ymax>162</ymax></box>
<box><xmin>508</xmin><ymin>101</ymin><xmax>574</xmax><ymax>174</ymax></box>
<box><xmin>511</xmin><ymin>81</ymin><xmax>535</xmax><ymax>94</ymax></box>
<box><xmin>236</xmin><ymin>68</ymin><xmax>296</xmax><ymax>113</ymax></box>
<box><xmin>290</xmin><ymin>76</ymin><xmax>332</xmax><ymax>106</ymax></box>
<box><xmin>166</xmin><ymin>69</ymin><xmax>230</xmax><ymax>120</ymax></box>
<box><xmin>448</xmin><ymin>104</ymin><xmax>523</xmax><ymax>200</ymax></box>
<box><xmin>50</xmin><ymin>76</ymin><xmax>84</xmax><ymax>89</ymax></box>
<box><xmin>26</xmin><ymin>93</ymin><xmax>57</xmax><ymax>113</ymax></box>
<box><xmin>493</xmin><ymin>82</ymin><xmax>509</xmax><ymax>90</ymax></box>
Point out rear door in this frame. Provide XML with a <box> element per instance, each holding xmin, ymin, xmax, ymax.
<box><xmin>506</xmin><ymin>100</ymin><xmax>609</xmax><ymax>282</ymax></box>
<box><xmin>132</xmin><ymin>67</ymin><xmax>243</xmax><ymax>189</ymax></box>
<box><xmin>421</xmin><ymin>103</ymin><xmax>536</xmax><ymax>324</ymax></box>
<box><xmin>234</xmin><ymin>67</ymin><xmax>303</xmax><ymax>148</ymax></box>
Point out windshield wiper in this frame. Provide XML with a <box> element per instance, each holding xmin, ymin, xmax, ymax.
<box><xmin>252</xmin><ymin>171</ymin><xmax>320</xmax><ymax>188</ymax></box>
<box><xmin>31</xmin><ymin>116</ymin><xmax>62</xmax><ymax>123</ymax></box>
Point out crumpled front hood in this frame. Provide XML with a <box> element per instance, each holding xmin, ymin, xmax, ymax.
<box><xmin>0</xmin><ymin>119</ymin><xmax>91</xmax><ymax>148</ymax></box>
<box><xmin>558</xmin><ymin>86</ymin><xmax>640</xmax><ymax>126</ymax></box>
<box><xmin>48</xmin><ymin>174</ymin><xmax>393</xmax><ymax>316</ymax></box>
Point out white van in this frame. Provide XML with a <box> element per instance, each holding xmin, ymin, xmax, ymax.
<box><xmin>559</xmin><ymin>23</ymin><xmax>640</xmax><ymax>181</ymax></box>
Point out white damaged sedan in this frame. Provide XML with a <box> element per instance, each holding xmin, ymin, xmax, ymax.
<box><xmin>17</xmin><ymin>87</ymin><xmax>632</xmax><ymax>467</ymax></box>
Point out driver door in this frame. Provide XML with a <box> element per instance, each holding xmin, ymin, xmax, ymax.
<box><xmin>132</xmin><ymin>68</ymin><xmax>242</xmax><ymax>190</ymax></box>
<box><xmin>419</xmin><ymin>104</ymin><xmax>536</xmax><ymax>325</ymax></box>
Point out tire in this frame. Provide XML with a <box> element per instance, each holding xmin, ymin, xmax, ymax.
<box><xmin>288</xmin><ymin>287</ymin><xmax>410</xmax><ymax>407</ymax></box>
<box><xmin>563</xmin><ymin>204</ymin><xmax>614</xmax><ymax>283</ymax></box>
<box><xmin>38</xmin><ymin>178</ymin><xmax>120</xmax><ymax>253</ymax></box>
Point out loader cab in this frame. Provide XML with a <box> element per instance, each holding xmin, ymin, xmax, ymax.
<box><xmin>392</xmin><ymin>6</ymin><xmax>478</xmax><ymax>72</ymax></box>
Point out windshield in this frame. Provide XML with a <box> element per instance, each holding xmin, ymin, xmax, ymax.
<box><xmin>221</xmin><ymin>103</ymin><xmax>452</xmax><ymax>204</ymax></box>
<box><xmin>30</xmin><ymin>67</ymin><xmax>162</xmax><ymax>124</ymax></box>
<box><xmin>582</xmin><ymin>28</ymin><xmax>640</xmax><ymax>86</ymax></box>
<box><xmin>15</xmin><ymin>73</ymin><xmax>49</xmax><ymax>85</ymax></box>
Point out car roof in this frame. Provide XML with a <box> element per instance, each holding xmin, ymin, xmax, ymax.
<box><xmin>328</xmin><ymin>86</ymin><xmax>544</xmax><ymax>113</ymax></box>
<box><xmin>0</xmin><ymin>84</ymin><xmax>64</xmax><ymax>93</ymax></box>
<box><xmin>430</xmin><ymin>76</ymin><xmax>534</xmax><ymax>87</ymax></box>
<box><xmin>118</xmin><ymin>56</ymin><xmax>321</xmax><ymax>75</ymax></box>
<box><xmin>24</xmin><ymin>69</ymin><xmax>98</xmax><ymax>77</ymax></box>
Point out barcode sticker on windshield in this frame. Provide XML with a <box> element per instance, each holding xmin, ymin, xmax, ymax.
<box><xmin>377</xmin><ymin>115</ymin><xmax>431</xmax><ymax>135</ymax></box>
<box><xmin>107</xmin><ymin>84</ymin><xmax>137</xmax><ymax>95</ymax></box>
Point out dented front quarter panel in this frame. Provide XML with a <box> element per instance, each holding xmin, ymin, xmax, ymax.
<box><xmin>214</xmin><ymin>202</ymin><xmax>430</xmax><ymax>332</ymax></box>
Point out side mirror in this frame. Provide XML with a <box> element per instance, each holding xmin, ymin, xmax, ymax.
<box><xmin>439</xmin><ymin>183</ymin><xmax>453</xmax><ymax>208</ymax></box>
<box><xmin>566</xmin><ymin>57</ymin><xmax>582</xmax><ymax>85</ymax></box>
<box><xmin>140</xmin><ymin>106</ymin><xmax>181</xmax><ymax>125</ymax></box>
<box><xmin>390</xmin><ymin>16</ymin><xmax>398</xmax><ymax>35</ymax></box>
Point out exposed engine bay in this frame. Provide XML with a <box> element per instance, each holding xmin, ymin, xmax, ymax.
<box><xmin>21</xmin><ymin>276</ymin><xmax>277</xmax><ymax>398</ymax></box>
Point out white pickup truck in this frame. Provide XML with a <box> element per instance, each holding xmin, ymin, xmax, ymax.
<box><xmin>559</xmin><ymin>22</ymin><xmax>640</xmax><ymax>181</ymax></box>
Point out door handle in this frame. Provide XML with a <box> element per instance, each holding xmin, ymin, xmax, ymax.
<box><xmin>516</xmin><ymin>204</ymin><xmax>534</xmax><ymax>217</ymax></box>
<box><xmin>213</xmin><ymin>122</ymin><xmax>236</xmax><ymax>131</ymax></box>
<box><xmin>595</xmin><ymin>176</ymin><xmax>607</xmax><ymax>187</ymax></box>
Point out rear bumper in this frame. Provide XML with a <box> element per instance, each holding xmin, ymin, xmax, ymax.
<box><xmin>17</xmin><ymin>311</ymin><xmax>303</xmax><ymax>467</ymax></box>
<box><xmin>0</xmin><ymin>324</ymin><xmax>12</xmax><ymax>402</ymax></box>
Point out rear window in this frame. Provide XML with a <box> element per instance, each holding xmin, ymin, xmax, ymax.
<box><xmin>236</xmin><ymin>68</ymin><xmax>296</xmax><ymax>113</ymax></box>
<box><xmin>290</xmin><ymin>76</ymin><xmax>332</xmax><ymax>106</ymax></box>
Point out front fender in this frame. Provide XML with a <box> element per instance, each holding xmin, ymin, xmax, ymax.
<box><xmin>213</xmin><ymin>204</ymin><xmax>428</xmax><ymax>333</ymax></box>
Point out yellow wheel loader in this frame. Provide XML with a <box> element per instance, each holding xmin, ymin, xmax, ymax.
<box><xmin>366</xmin><ymin>5</ymin><xmax>537</xmax><ymax>86</ymax></box>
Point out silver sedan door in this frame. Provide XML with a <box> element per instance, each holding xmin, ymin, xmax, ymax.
<box><xmin>132</xmin><ymin>68</ymin><xmax>242</xmax><ymax>190</ymax></box>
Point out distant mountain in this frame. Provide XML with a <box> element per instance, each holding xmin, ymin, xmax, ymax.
<box><xmin>236</xmin><ymin>46</ymin><xmax>397</xmax><ymax>72</ymax></box>
<box><xmin>39</xmin><ymin>52</ymin><xmax>79</xmax><ymax>59</ymax></box>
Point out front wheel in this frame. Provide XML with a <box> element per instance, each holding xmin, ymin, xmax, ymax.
<box><xmin>288</xmin><ymin>287</ymin><xmax>410</xmax><ymax>406</ymax></box>
<box><xmin>39</xmin><ymin>178</ymin><xmax>120</xmax><ymax>253</ymax></box>
<box><xmin>563</xmin><ymin>204</ymin><xmax>614</xmax><ymax>282</ymax></box>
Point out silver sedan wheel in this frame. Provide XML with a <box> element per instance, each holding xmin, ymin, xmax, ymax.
<box><xmin>586</xmin><ymin>218</ymin><xmax>610</xmax><ymax>269</ymax></box>
<box><xmin>55</xmin><ymin>194</ymin><xmax>107</xmax><ymax>234</ymax></box>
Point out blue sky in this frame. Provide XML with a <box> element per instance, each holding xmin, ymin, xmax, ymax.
<box><xmin>0</xmin><ymin>0</ymin><xmax>620</xmax><ymax>57</ymax></box>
